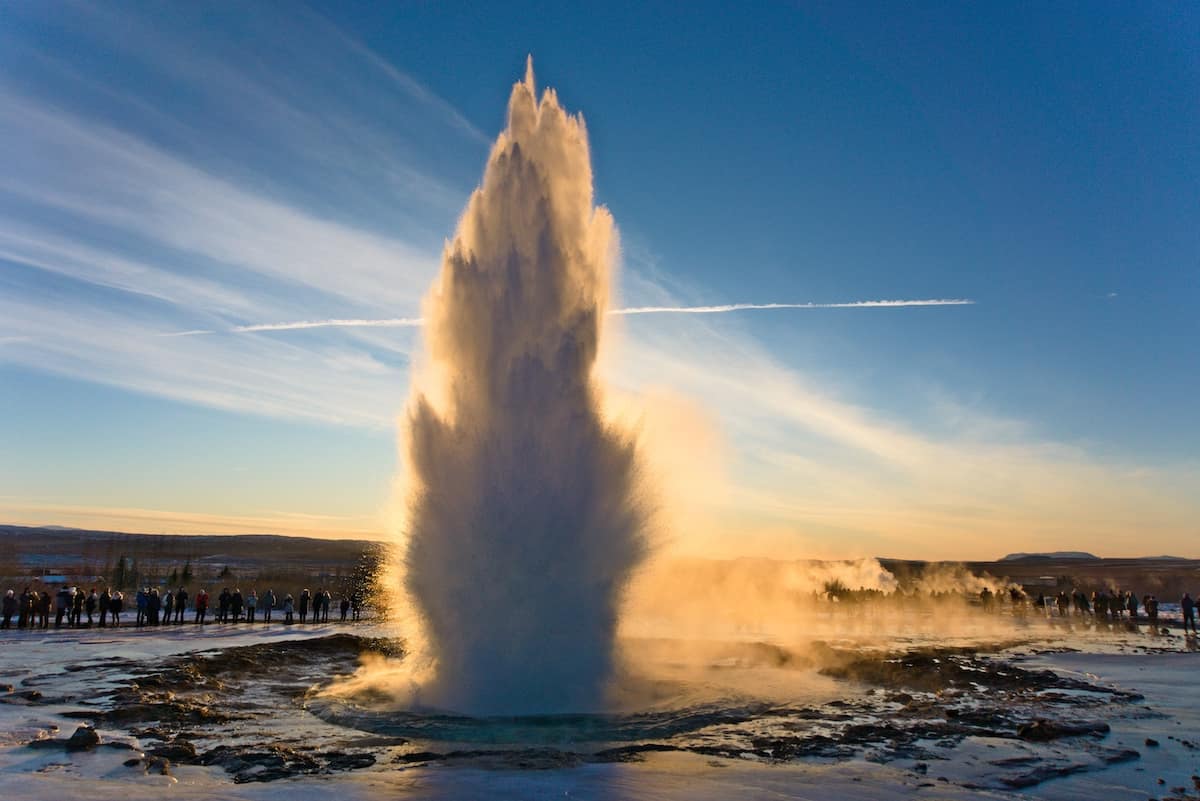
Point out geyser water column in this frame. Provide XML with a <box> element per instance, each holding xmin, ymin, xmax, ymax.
<box><xmin>399</xmin><ymin>62</ymin><xmax>650</xmax><ymax>715</ymax></box>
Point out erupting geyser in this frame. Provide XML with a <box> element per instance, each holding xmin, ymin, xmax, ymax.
<box><xmin>398</xmin><ymin>61</ymin><xmax>650</xmax><ymax>715</ymax></box>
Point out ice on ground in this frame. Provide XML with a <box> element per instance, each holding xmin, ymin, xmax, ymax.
<box><xmin>1</xmin><ymin>620</ymin><xmax>1199</xmax><ymax>800</ymax></box>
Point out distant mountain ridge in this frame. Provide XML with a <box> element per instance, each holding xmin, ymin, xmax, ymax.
<box><xmin>1000</xmin><ymin>551</ymin><xmax>1098</xmax><ymax>561</ymax></box>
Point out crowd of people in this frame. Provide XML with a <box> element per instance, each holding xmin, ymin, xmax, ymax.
<box><xmin>0</xmin><ymin>584</ymin><xmax>368</xmax><ymax>630</ymax></box>
<box><xmin>979</xmin><ymin>585</ymin><xmax>1199</xmax><ymax>633</ymax></box>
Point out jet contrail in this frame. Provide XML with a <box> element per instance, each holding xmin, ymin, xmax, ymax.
<box><xmin>234</xmin><ymin>317</ymin><xmax>426</xmax><ymax>333</ymax></box>
<box><xmin>612</xmin><ymin>299</ymin><xmax>974</xmax><ymax>315</ymax></box>
<box><xmin>163</xmin><ymin>299</ymin><xmax>973</xmax><ymax>336</ymax></box>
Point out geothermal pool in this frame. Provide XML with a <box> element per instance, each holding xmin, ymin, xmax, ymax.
<box><xmin>2</xmin><ymin>614</ymin><xmax>1199</xmax><ymax>800</ymax></box>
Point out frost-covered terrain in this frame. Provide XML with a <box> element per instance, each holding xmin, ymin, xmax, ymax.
<box><xmin>1</xmin><ymin>617</ymin><xmax>1199</xmax><ymax>800</ymax></box>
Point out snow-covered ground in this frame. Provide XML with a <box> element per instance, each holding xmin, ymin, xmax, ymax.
<box><xmin>0</xmin><ymin>618</ymin><xmax>1198</xmax><ymax>800</ymax></box>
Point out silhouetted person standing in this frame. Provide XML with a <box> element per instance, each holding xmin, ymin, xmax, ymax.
<box><xmin>108</xmin><ymin>591</ymin><xmax>122</xmax><ymax>627</ymax></box>
<box><xmin>1</xmin><ymin>590</ymin><xmax>15</xmax><ymax>628</ymax></box>
<box><xmin>194</xmin><ymin>588</ymin><xmax>209</xmax><ymax>624</ymax></box>
<box><xmin>230</xmin><ymin>589</ymin><xmax>244</xmax><ymax>623</ymax></box>
<box><xmin>18</xmin><ymin>587</ymin><xmax>32</xmax><ymax>629</ymax></box>
<box><xmin>175</xmin><ymin>587</ymin><xmax>188</xmax><ymax>623</ymax></box>
<box><xmin>85</xmin><ymin>588</ymin><xmax>97</xmax><ymax>626</ymax></box>
<box><xmin>55</xmin><ymin>586</ymin><xmax>71</xmax><ymax>628</ymax></box>
<box><xmin>1183</xmin><ymin>593</ymin><xmax>1196</xmax><ymax>634</ymax></box>
<box><xmin>98</xmin><ymin>588</ymin><xmax>110</xmax><ymax>627</ymax></box>
<box><xmin>217</xmin><ymin>588</ymin><xmax>231</xmax><ymax>623</ymax></box>
<box><xmin>262</xmin><ymin>589</ymin><xmax>275</xmax><ymax>623</ymax></box>
<box><xmin>299</xmin><ymin>589</ymin><xmax>310</xmax><ymax>623</ymax></box>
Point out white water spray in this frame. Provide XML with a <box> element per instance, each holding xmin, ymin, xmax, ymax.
<box><xmin>396</xmin><ymin>61</ymin><xmax>650</xmax><ymax>715</ymax></box>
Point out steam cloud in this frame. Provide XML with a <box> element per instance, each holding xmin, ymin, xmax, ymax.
<box><xmin>396</xmin><ymin>62</ymin><xmax>649</xmax><ymax>714</ymax></box>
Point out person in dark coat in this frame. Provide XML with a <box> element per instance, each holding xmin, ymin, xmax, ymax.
<box><xmin>55</xmin><ymin>586</ymin><xmax>72</xmax><ymax>628</ymax></box>
<box><xmin>261</xmin><ymin>589</ymin><xmax>275</xmax><ymax>623</ymax></box>
<box><xmin>230</xmin><ymin>589</ymin><xmax>244</xmax><ymax>623</ymax></box>
<box><xmin>299</xmin><ymin>589</ymin><xmax>310</xmax><ymax>624</ymax></box>
<box><xmin>1183</xmin><ymin>593</ymin><xmax>1196</xmax><ymax>634</ymax></box>
<box><xmin>1</xmin><ymin>590</ymin><xmax>15</xmax><ymax>628</ymax></box>
<box><xmin>109</xmin><ymin>591</ymin><xmax>123</xmax><ymax>627</ymax></box>
<box><xmin>148</xmin><ymin>588</ymin><xmax>162</xmax><ymax>625</ymax></box>
<box><xmin>162</xmin><ymin>589</ymin><xmax>174</xmax><ymax>624</ymax></box>
<box><xmin>217</xmin><ymin>588</ymin><xmax>231</xmax><ymax>623</ymax></box>
<box><xmin>85</xmin><ymin>588</ymin><xmax>97</xmax><ymax>626</ymax></box>
<box><xmin>72</xmin><ymin>588</ymin><xmax>85</xmax><ymax>627</ymax></box>
<box><xmin>174</xmin><ymin>587</ymin><xmax>188</xmax><ymax>624</ymax></box>
<box><xmin>39</xmin><ymin>591</ymin><xmax>52</xmax><ymax>628</ymax></box>
<box><xmin>98</xmin><ymin>588</ymin><xmax>111</xmax><ymax>627</ymax></box>
<box><xmin>18</xmin><ymin>587</ymin><xmax>32</xmax><ymax>629</ymax></box>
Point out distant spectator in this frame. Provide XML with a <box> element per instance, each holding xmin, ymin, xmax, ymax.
<box><xmin>217</xmin><ymin>588</ymin><xmax>231</xmax><ymax>624</ymax></box>
<box><xmin>340</xmin><ymin>596</ymin><xmax>350</xmax><ymax>622</ymax></box>
<box><xmin>1</xmin><ymin>590</ymin><xmax>15</xmax><ymax>629</ymax></box>
<box><xmin>230</xmin><ymin>588</ymin><xmax>244</xmax><ymax>623</ymax></box>
<box><xmin>283</xmin><ymin>593</ymin><xmax>294</xmax><ymax>624</ymax></box>
<box><xmin>38</xmin><ymin>591</ymin><xmax>50</xmax><ymax>629</ymax></box>
<box><xmin>1182</xmin><ymin>593</ymin><xmax>1196</xmax><ymax>634</ymax></box>
<box><xmin>322</xmin><ymin>590</ymin><xmax>332</xmax><ymax>623</ymax></box>
<box><xmin>246</xmin><ymin>589</ymin><xmax>258</xmax><ymax>623</ymax></box>
<box><xmin>194</xmin><ymin>588</ymin><xmax>209</xmax><ymax>624</ymax></box>
<box><xmin>108</xmin><ymin>591</ymin><xmax>123</xmax><ymax>627</ymax></box>
<box><xmin>162</xmin><ymin>588</ymin><xmax>174</xmax><ymax>625</ymax></box>
<box><xmin>174</xmin><ymin>587</ymin><xmax>188</xmax><ymax>624</ymax></box>
<box><xmin>72</xmin><ymin>587</ymin><xmax>84</xmax><ymax>627</ymax></box>
<box><xmin>149</xmin><ymin>588</ymin><xmax>162</xmax><ymax>625</ymax></box>
<box><xmin>262</xmin><ymin>589</ymin><xmax>275</xmax><ymax>624</ymax></box>
<box><xmin>98</xmin><ymin>588</ymin><xmax>111</xmax><ymax>627</ymax></box>
<box><xmin>1126</xmin><ymin>592</ymin><xmax>1138</xmax><ymax>620</ymax></box>
<box><xmin>18</xmin><ymin>587</ymin><xmax>32</xmax><ymax>629</ymax></box>
<box><xmin>55</xmin><ymin>586</ymin><xmax>72</xmax><ymax>628</ymax></box>
<box><xmin>351</xmin><ymin>592</ymin><xmax>362</xmax><ymax>621</ymax></box>
<box><xmin>299</xmin><ymin>589</ymin><xmax>310</xmax><ymax>624</ymax></box>
<box><xmin>135</xmin><ymin>588</ymin><xmax>147</xmax><ymax>627</ymax></box>
<box><xmin>85</xmin><ymin>588</ymin><xmax>97</xmax><ymax>626</ymax></box>
<box><xmin>1146</xmin><ymin>595</ymin><xmax>1159</xmax><ymax>627</ymax></box>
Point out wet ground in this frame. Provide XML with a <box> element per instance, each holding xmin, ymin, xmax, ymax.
<box><xmin>1</xmin><ymin>616</ymin><xmax>1199</xmax><ymax>799</ymax></box>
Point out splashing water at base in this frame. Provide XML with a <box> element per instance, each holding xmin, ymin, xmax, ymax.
<box><xmin>392</xmin><ymin>61</ymin><xmax>651</xmax><ymax>715</ymax></box>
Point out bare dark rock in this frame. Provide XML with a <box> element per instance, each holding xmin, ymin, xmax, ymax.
<box><xmin>1017</xmin><ymin>719</ymin><xmax>1110</xmax><ymax>741</ymax></box>
<box><xmin>323</xmin><ymin>752</ymin><xmax>375</xmax><ymax>771</ymax></box>
<box><xmin>148</xmin><ymin>740</ymin><xmax>197</xmax><ymax>762</ymax></box>
<box><xmin>65</xmin><ymin>725</ymin><xmax>100</xmax><ymax>751</ymax></box>
<box><xmin>103</xmin><ymin>741</ymin><xmax>136</xmax><ymax>750</ymax></box>
<box><xmin>147</xmin><ymin>756</ymin><xmax>171</xmax><ymax>775</ymax></box>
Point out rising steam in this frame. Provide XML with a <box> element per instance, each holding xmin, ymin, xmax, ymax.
<box><xmin>395</xmin><ymin>61</ymin><xmax>649</xmax><ymax>715</ymax></box>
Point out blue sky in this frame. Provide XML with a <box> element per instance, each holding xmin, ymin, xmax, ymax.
<box><xmin>0</xmin><ymin>2</ymin><xmax>1196</xmax><ymax>558</ymax></box>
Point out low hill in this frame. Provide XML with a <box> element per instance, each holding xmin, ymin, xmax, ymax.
<box><xmin>0</xmin><ymin>525</ymin><xmax>384</xmax><ymax>590</ymax></box>
<box><xmin>1000</xmin><ymin>551</ymin><xmax>1097</xmax><ymax>562</ymax></box>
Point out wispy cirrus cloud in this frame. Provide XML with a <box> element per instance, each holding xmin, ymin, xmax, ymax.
<box><xmin>1</xmin><ymin>5</ymin><xmax>1195</xmax><ymax>559</ymax></box>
